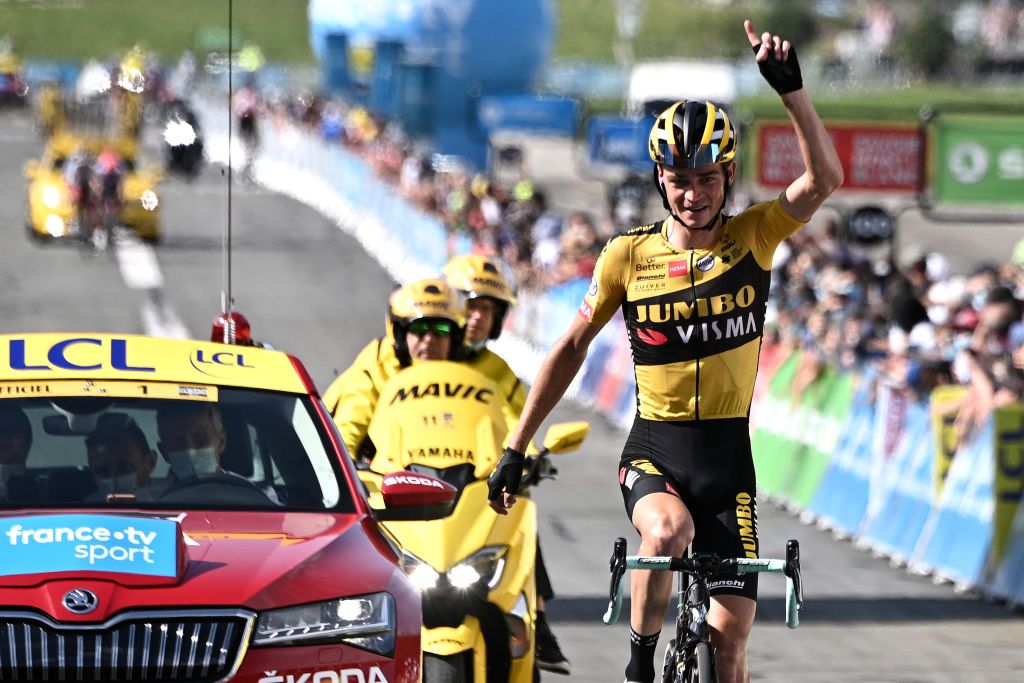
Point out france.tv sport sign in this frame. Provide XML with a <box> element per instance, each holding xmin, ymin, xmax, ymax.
<box><xmin>1</xmin><ymin>514</ymin><xmax>179</xmax><ymax>578</ymax></box>
<box><xmin>932</xmin><ymin>116</ymin><xmax>1024</xmax><ymax>206</ymax></box>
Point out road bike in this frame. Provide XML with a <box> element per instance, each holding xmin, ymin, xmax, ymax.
<box><xmin>603</xmin><ymin>538</ymin><xmax>803</xmax><ymax>682</ymax></box>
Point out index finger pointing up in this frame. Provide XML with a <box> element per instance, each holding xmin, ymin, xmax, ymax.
<box><xmin>744</xmin><ymin>19</ymin><xmax>761</xmax><ymax>46</ymax></box>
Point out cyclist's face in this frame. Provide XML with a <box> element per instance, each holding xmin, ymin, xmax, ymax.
<box><xmin>660</xmin><ymin>163</ymin><xmax>734</xmax><ymax>228</ymax></box>
<box><xmin>406</xmin><ymin>320</ymin><xmax>453</xmax><ymax>361</ymax></box>
<box><xmin>465</xmin><ymin>298</ymin><xmax>497</xmax><ymax>344</ymax></box>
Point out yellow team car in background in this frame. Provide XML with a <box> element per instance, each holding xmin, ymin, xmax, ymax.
<box><xmin>24</xmin><ymin>132</ymin><xmax>162</xmax><ymax>242</ymax></box>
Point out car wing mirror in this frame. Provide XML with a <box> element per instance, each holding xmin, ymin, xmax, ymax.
<box><xmin>373</xmin><ymin>471</ymin><xmax>457</xmax><ymax>522</ymax></box>
<box><xmin>542</xmin><ymin>421</ymin><xmax>590</xmax><ymax>454</ymax></box>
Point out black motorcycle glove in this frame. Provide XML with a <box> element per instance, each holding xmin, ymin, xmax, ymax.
<box><xmin>753</xmin><ymin>43</ymin><xmax>803</xmax><ymax>95</ymax></box>
<box><xmin>487</xmin><ymin>447</ymin><xmax>527</xmax><ymax>500</ymax></box>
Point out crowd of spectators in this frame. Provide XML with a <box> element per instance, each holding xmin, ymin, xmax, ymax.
<box><xmin>269</xmin><ymin>92</ymin><xmax>618</xmax><ymax>293</ymax></box>
<box><xmin>767</xmin><ymin>216</ymin><xmax>1024</xmax><ymax>448</ymax></box>
<box><xmin>264</xmin><ymin>85</ymin><xmax>1023</xmax><ymax>448</ymax></box>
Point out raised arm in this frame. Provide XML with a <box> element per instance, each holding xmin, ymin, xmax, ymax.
<box><xmin>744</xmin><ymin>19</ymin><xmax>843</xmax><ymax>222</ymax></box>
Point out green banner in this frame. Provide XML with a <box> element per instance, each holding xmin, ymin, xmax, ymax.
<box><xmin>752</xmin><ymin>350</ymin><xmax>804</xmax><ymax>498</ymax></box>
<box><xmin>932</xmin><ymin>115</ymin><xmax>1024</xmax><ymax>205</ymax></box>
<box><xmin>752</xmin><ymin>354</ymin><xmax>856</xmax><ymax>509</ymax></box>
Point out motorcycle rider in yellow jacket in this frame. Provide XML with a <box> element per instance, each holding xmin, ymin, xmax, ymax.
<box><xmin>322</xmin><ymin>278</ymin><xmax>466</xmax><ymax>460</ymax></box>
<box><xmin>323</xmin><ymin>257</ymin><xmax>571</xmax><ymax>675</ymax></box>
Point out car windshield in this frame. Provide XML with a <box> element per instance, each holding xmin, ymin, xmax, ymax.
<box><xmin>0</xmin><ymin>386</ymin><xmax>351</xmax><ymax>512</ymax></box>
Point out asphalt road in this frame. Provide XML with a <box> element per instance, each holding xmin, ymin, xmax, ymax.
<box><xmin>3</xmin><ymin>107</ymin><xmax>1024</xmax><ymax>682</ymax></box>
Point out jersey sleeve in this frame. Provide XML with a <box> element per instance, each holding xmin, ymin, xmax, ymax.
<box><xmin>734</xmin><ymin>198</ymin><xmax>807</xmax><ymax>270</ymax></box>
<box><xmin>329</xmin><ymin>339</ymin><xmax>386</xmax><ymax>459</ymax></box>
<box><xmin>579</xmin><ymin>235</ymin><xmax>629</xmax><ymax>326</ymax></box>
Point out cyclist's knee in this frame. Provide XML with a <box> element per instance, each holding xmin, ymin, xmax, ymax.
<box><xmin>634</xmin><ymin>499</ymin><xmax>694</xmax><ymax>555</ymax></box>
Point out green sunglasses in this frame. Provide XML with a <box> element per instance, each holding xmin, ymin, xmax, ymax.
<box><xmin>407</xmin><ymin>320</ymin><xmax>454</xmax><ymax>337</ymax></box>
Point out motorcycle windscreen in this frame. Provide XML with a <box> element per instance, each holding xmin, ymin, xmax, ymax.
<box><xmin>368</xmin><ymin>361</ymin><xmax>508</xmax><ymax>480</ymax></box>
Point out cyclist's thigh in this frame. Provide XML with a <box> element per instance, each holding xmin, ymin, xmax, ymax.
<box><xmin>618</xmin><ymin>417</ymin><xmax>689</xmax><ymax>523</ymax></box>
<box><xmin>688</xmin><ymin>423</ymin><xmax>759</xmax><ymax>600</ymax></box>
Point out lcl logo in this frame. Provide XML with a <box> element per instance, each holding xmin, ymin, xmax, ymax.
<box><xmin>62</xmin><ymin>588</ymin><xmax>99</xmax><ymax>614</ymax></box>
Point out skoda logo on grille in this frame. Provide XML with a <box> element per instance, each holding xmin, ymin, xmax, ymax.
<box><xmin>62</xmin><ymin>589</ymin><xmax>99</xmax><ymax>614</ymax></box>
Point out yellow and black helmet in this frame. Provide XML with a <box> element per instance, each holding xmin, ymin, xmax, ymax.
<box><xmin>648</xmin><ymin>100</ymin><xmax>737</xmax><ymax>169</ymax></box>
<box><xmin>442</xmin><ymin>254</ymin><xmax>517</xmax><ymax>341</ymax></box>
<box><xmin>387</xmin><ymin>278</ymin><xmax>467</xmax><ymax>366</ymax></box>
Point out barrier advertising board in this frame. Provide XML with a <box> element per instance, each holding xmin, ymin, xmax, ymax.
<box><xmin>477</xmin><ymin>95</ymin><xmax>579</xmax><ymax>137</ymax></box>
<box><xmin>931</xmin><ymin>115</ymin><xmax>1024</xmax><ymax>205</ymax></box>
<box><xmin>585</xmin><ymin>116</ymin><xmax>650</xmax><ymax>172</ymax></box>
<box><xmin>756</xmin><ymin>122</ymin><xmax>921</xmax><ymax>193</ymax></box>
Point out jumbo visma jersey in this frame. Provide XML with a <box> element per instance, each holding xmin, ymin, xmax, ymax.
<box><xmin>580</xmin><ymin>198</ymin><xmax>804</xmax><ymax>422</ymax></box>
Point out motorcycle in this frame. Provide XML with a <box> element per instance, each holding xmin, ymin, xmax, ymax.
<box><xmin>162</xmin><ymin>99</ymin><xmax>204</xmax><ymax>178</ymax></box>
<box><xmin>359</xmin><ymin>361</ymin><xmax>588</xmax><ymax>682</ymax></box>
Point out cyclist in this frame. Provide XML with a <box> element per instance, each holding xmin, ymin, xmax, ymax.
<box><xmin>487</xmin><ymin>21</ymin><xmax>843</xmax><ymax>683</ymax></box>
<box><xmin>323</xmin><ymin>278</ymin><xmax>467</xmax><ymax>462</ymax></box>
<box><xmin>64</xmin><ymin>147</ymin><xmax>95</xmax><ymax>239</ymax></box>
<box><xmin>442</xmin><ymin>254</ymin><xmax>571</xmax><ymax>675</ymax></box>
<box><xmin>92</xmin><ymin>146</ymin><xmax>123</xmax><ymax>250</ymax></box>
<box><xmin>232</xmin><ymin>81</ymin><xmax>262</xmax><ymax>179</ymax></box>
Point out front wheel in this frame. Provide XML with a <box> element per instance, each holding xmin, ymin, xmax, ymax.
<box><xmin>423</xmin><ymin>652</ymin><xmax>472</xmax><ymax>683</ymax></box>
<box><xmin>662</xmin><ymin>639</ymin><xmax>681</xmax><ymax>682</ymax></box>
<box><xmin>685</xmin><ymin>642</ymin><xmax>714</xmax><ymax>683</ymax></box>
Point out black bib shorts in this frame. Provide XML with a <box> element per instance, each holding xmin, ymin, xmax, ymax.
<box><xmin>618</xmin><ymin>416</ymin><xmax>760</xmax><ymax>600</ymax></box>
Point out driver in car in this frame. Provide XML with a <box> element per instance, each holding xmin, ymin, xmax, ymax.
<box><xmin>155</xmin><ymin>402</ymin><xmax>280</xmax><ymax>504</ymax></box>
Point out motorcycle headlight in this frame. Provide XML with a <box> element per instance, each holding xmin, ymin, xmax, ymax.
<box><xmin>450</xmin><ymin>545</ymin><xmax>508</xmax><ymax>590</ymax></box>
<box><xmin>253</xmin><ymin>592</ymin><xmax>395</xmax><ymax>655</ymax></box>
<box><xmin>140</xmin><ymin>190</ymin><xmax>159</xmax><ymax>211</ymax></box>
<box><xmin>43</xmin><ymin>185</ymin><xmax>61</xmax><ymax>208</ymax></box>
<box><xmin>400</xmin><ymin>550</ymin><xmax>440</xmax><ymax>590</ymax></box>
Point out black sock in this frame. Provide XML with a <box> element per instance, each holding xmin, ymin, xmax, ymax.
<box><xmin>625</xmin><ymin>628</ymin><xmax>659</xmax><ymax>683</ymax></box>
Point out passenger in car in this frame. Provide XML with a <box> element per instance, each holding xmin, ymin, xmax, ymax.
<box><xmin>0</xmin><ymin>406</ymin><xmax>34</xmax><ymax>503</ymax></box>
<box><xmin>85</xmin><ymin>413</ymin><xmax>159</xmax><ymax>499</ymax></box>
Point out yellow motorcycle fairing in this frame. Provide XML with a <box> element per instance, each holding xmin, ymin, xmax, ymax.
<box><xmin>362</xmin><ymin>361</ymin><xmax>539</xmax><ymax>680</ymax></box>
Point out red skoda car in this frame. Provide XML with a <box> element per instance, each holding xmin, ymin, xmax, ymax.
<box><xmin>0</xmin><ymin>333</ymin><xmax>452</xmax><ymax>682</ymax></box>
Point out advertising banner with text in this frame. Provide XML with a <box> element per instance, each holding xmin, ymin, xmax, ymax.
<box><xmin>931</xmin><ymin>115</ymin><xmax>1024</xmax><ymax>206</ymax></box>
<box><xmin>756</xmin><ymin>121</ymin><xmax>921</xmax><ymax>193</ymax></box>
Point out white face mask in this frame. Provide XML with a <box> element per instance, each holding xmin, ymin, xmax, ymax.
<box><xmin>96</xmin><ymin>473</ymin><xmax>140</xmax><ymax>495</ymax></box>
<box><xmin>166</xmin><ymin>447</ymin><xmax>219</xmax><ymax>479</ymax></box>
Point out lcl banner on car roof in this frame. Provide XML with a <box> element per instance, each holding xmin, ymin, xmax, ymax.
<box><xmin>755</xmin><ymin>121</ymin><xmax>922</xmax><ymax>193</ymax></box>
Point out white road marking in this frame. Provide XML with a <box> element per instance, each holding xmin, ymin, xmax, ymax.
<box><xmin>110</xmin><ymin>228</ymin><xmax>191</xmax><ymax>338</ymax></box>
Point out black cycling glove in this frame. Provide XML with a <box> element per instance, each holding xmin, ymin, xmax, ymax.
<box><xmin>487</xmin><ymin>446</ymin><xmax>527</xmax><ymax>500</ymax></box>
<box><xmin>753</xmin><ymin>43</ymin><xmax>803</xmax><ymax>95</ymax></box>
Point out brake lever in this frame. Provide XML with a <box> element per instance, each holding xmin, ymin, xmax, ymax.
<box><xmin>785</xmin><ymin>539</ymin><xmax>804</xmax><ymax>607</ymax></box>
<box><xmin>603</xmin><ymin>537</ymin><xmax>627</xmax><ymax>625</ymax></box>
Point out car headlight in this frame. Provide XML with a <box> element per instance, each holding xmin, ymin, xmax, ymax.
<box><xmin>253</xmin><ymin>593</ymin><xmax>395</xmax><ymax>655</ymax></box>
<box><xmin>400</xmin><ymin>550</ymin><xmax>440</xmax><ymax>590</ymax></box>
<box><xmin>43</xmin><ymin>185</ymin><xmax>61</xmax><ymax>208</ymax></box>
<box><xmin>450</xmin><ymin>546</ymin><xmax>507</xmax><ymax>589</ymax></box>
